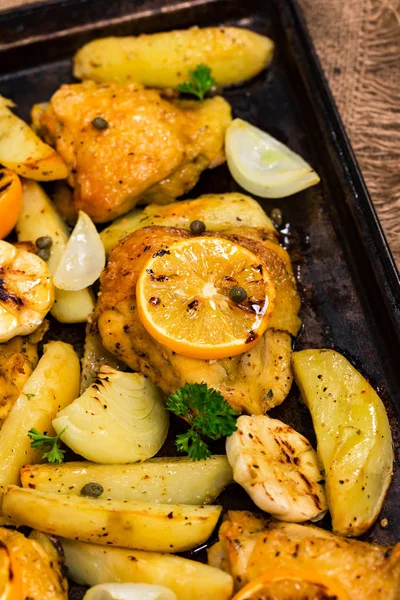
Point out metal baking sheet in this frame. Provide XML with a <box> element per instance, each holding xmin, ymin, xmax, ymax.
<box><xmin>1</xmin><ymin>0</ymin><xmax>400</xmax><ymax>597</ymax></box>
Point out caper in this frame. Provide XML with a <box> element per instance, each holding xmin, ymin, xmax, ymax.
<box><xmin>190</xmin><ymin>220</ymin><xmax>206</xmax><ymax>235</ymax></box>
<box><xmin>37</xmin><ymin>247</ymin><xmax>50</xmax><ymax>261</ymax></box>
<box><xmin>229</xmin><ymin>286</ymin><xmax>248</xmax><ymax>303</ymax></box>
<box><xmin>35</xmin><ymin>235</ymin><xmax>53</xmax><ymax>249</ymax></box>
<box><xmin>270</xmin><ymin>208</ymin><xmax>283</xmax><ymax>227</ymax></box>
<box><xmin>92</xmin><ymin>117</ymin><xmax>109</xmax><ymax>130</ymax></box>
<box><xmin>80</xmin><ymin>482</ymin><xmax>104</xmax><ymax>498</ymax></box>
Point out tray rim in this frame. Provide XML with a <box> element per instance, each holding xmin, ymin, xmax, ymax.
<box><xmin>282</xmin><ymin>0</ymin><xmax>400</xmax><ymax>308</ymax></box>
<box><xmin>0</xmin><ymin>0</ymin><xmax>399</xmax><ymax>332</ymax></box>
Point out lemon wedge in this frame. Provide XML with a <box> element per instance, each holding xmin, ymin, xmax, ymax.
<box><xmin>225</xmin><ymin>118</ymin><xmax>320</xmax><ymax>198</ymax></box>
<box><xmin>83</xmin><ymin>583</ymin><xmax>177</xmax><ymax>600</ymax></box>
<box><xmin>0</xmin><ymin>240</ymin><xmax>54</xmax><ymax>342</ymax></box>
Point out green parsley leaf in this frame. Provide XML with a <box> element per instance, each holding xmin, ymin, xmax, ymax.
<box><xmin>176</xmin><ymin>430</ymin><xmax>211</xmax><ymax>461</ymax></box>
<box><xmin>177</xmin><ymin>65</ymin><xmax>216</xmax><ymax>101</ymax></box>
<box><xmin>166</xmin><ymin>382</ymin><xmax>238</xmax><ymax>460</ymax></box>
<box><xmin>27</xmin><ymin>426</ymin><xmax>68</xmax><ymax>464</ymax></box>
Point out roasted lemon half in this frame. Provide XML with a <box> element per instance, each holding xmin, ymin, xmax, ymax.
<box><xmin>0</xmin><ymin>241</ymin><xmax>54</xmax><ymax>342</ymax></box>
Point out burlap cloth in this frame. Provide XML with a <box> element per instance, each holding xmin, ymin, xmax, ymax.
<box><xmin>1</xmin><ymin>0</ymin><xmax>399</xmax><ymax>266</ymax></box>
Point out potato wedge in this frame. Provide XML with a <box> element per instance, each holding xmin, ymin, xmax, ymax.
<box><xmin>21</xmin><ymin>456</ymin><xmax>233</xmax><ymax>504</ymax></box>
<box><xmin>59</xmin><ymin>538</ymin><xmax>233</xmax><ymax>600</ymax></box>
<box><xmin>0</xmin><ymin>96</ymin><xmax>67</xmax><ymax>181</ymax></box>
<box><xmin>0</xmin><ymin>341</ymin><xmax>79</xmax><ymax>517</ymax></box>
<box><xmin>293</xmin><ymin>349</ymin><xmax>394</xmax><ymax>536</ymax></box>
<box><xmin>101</xmin><ymin>193</ymin><xmax>276</xmax><ymax>255</ymax></box>
<box><xmin>16</xmin><ymin>180</ymin><xmax>95</xmax><ymax>323</ymax></box>
<box><xmin>3</xmin><ymin>486</ymin><xmax>221</xmax><ymax>552</ymax></box>
<box><xmin>74</xmin><ymin>27</ymin><xmax>274</xmax><ymax>88</ymax></box>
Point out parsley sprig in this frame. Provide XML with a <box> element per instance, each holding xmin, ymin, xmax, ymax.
<box><xmin>178</xmin><ymin>65</ymin><xmax>216</xmax><ymax>101</ymax></box>
<box><xmin>27</xmin><ymin>427</ymin><xmax>68</xmax><ymax>464</ymax></box>
<box><xmin>166</xmin><ymin>383</ymin><xmax>238</xmax><ymax>460</ymax></box>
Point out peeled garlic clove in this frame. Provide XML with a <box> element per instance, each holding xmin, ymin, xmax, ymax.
<box><xmin>54</xmin><ymin>210</ymin><xmax>105</xmax><ymax>291</ymax></box>
<box><xmin>225</xmin><ymin>118</ymin><xmax>320</xmax><ymax>198</ymax></box>
<box><xmin>226</xmin><ymin>414</ymin><xmax>327</xmax><ymax>523</ymax></box>
<box><xmin>83</xmin><ymin>582</ymin><xmax>177</xmax><ymax>600</ymax></box>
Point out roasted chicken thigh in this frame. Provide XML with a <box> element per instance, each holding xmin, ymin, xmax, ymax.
<box><xmin>96</xmin><ymin>195</ymin><xmax>301</xmax><ymax>414</ymax></box>
<box><xmin>32</xmin><ymin>81</ymin><xmax>231</xmax><ymax>222</ymax></box>
<box><xmin>0</xmin><ymin>334</ymin><xmax>38</xmax><ymax>426</ymax></box>
<box><xmin>208</xmin><ymin>511</ymin><xmax>400</xmax><ymax>599</ymax></box>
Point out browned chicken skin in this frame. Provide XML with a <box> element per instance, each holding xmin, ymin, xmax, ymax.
<box><xmin>97</xmin><ymin>224</ymin><xmax>301</xmax><ymax>414</ymax></box>
<box><xmin>0</xmin><ymin>334</ymin><xmax>39</xmax><ymax>426</ymax></box>
<box><xmin>0</xmin><ymin>527</ymin><xmax>67</xmax><ymax>599</ymax></box>
<box><xmin>32</xmin><ymin>81</ymin><xmax>231</xmax><ymax>222</ymax></box>
<box><xmin>208</xmin><ymin>511</ymin><xmax>400</xmax><ymax>599</ymax></box>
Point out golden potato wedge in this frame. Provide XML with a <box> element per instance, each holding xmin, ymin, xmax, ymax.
<box><xmin>74</xmin><ymin>27</ymin><xmax>274</xmax><ymax>88</ymax></box>
<box><xmin>0</xmin><ymin>96</ymin><xmax>67</xmax><ymax>181</ymax></box>
<box><xmin>16</xmin><ymin>180</ymin><xmax>95</xmax><ymax>323</ymax></box>
<box><xmin>101</xmin><ymin>193</ymin><xmax>276</xmax><ymax>255</ymax></box>
<box><xmin>293</xmin><ymin>349</ymin><xmax>394</xmax><ymax>536</ymax></box>
<box><xmin>21</xmin><ymin>456</ymin><xmax>233</xmax><ymax>504</ymax></box>
<box><xmin>3</xmin><ymin>486</ymin><xmax>222</xmax><ymax>552</ymax></box>
<box><xmin>0</xmin><ymin>341</ymin><xmax>79</xmax><ymax>519</ymax></box>
<box><xmin>59</xmin><ymin>537</ymin><xmax>233</xmax><ymax>600</ymax></box>
<box><xmin>52</xmin><ymin>181</ymin><xmax>78</xmax><ymax>225</ymax></box>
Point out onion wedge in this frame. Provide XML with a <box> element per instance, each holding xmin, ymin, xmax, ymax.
<box><xmin>225</xmin><ymin>118</ymin><xmax>320</xmax><ymax>198</ymax></box>
<box><xmin>52</xmin><ymin>366</ymin><xmax>169</xmax><ymax>464</ymax></box>
<box><xmin>54</xmin><ymin>211</ymin><xmax>105</xmax><ymax>291</ymax></box>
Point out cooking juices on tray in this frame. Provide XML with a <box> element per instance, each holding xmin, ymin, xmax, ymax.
<box><xmin>0</xmin><ymin>21</ymin><xmax>396</xmax><ymax>600</ymax></box>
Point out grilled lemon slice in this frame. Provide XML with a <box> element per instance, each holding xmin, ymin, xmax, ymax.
<box><xmin>0</xmin><ymin>241</ymin><xmax>54</xmax><ymax>342</ymax></box>
<box><xmin>136</xmin><ymin>237</ymin><xmax>275</xmax><ymax>359</ymax></box>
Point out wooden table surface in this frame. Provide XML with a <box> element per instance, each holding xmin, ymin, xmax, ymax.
<box><xmin>1</xmin><ymin>0</ymin><xmax>399</xmax><ymax>267</ymax></box>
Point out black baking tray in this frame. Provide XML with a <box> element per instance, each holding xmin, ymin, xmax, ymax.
<box><xmin>1</xmin><ymin>0</ymin><xmax>400</xmax><ymax>597</ymax></box>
